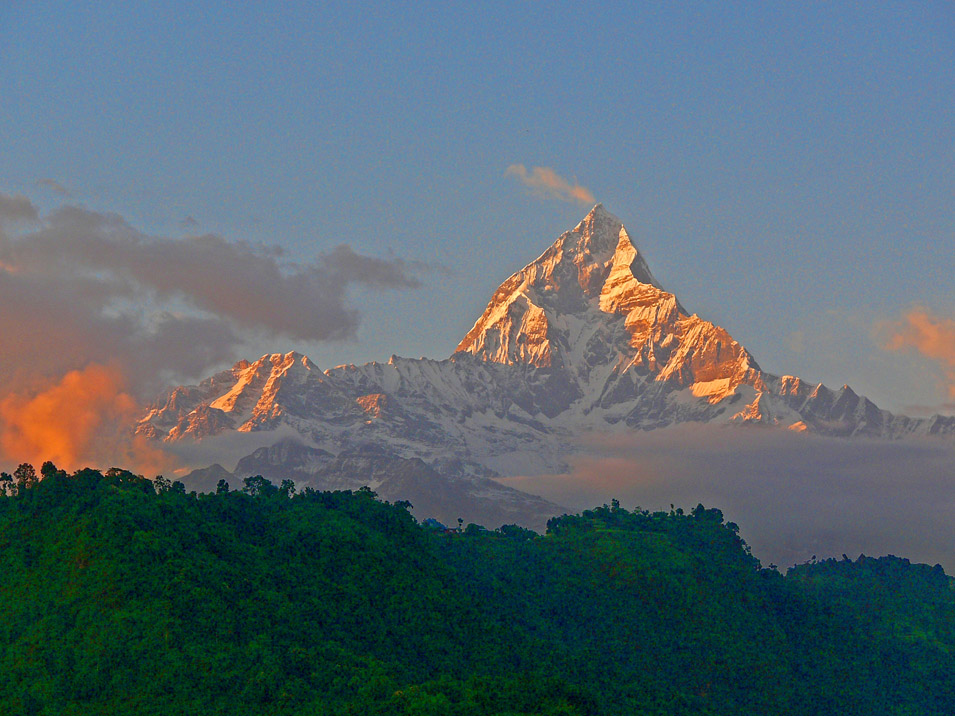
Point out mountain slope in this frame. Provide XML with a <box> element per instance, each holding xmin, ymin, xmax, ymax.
<box><xmin>4</xmin><ymin>471</ymin><xmax>954</xmax><ymax>715</ymax></box>
<box><xmin>183</xmin><ymin>438</ymin><xmax>563</xmax><ymax>531</ymax></box>
<box><xmin>138</xmin><ymin>205</ymin><xmax>955</xmax><ymax>485</ymax></box>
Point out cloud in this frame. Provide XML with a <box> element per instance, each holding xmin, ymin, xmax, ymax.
<box><xmin>505</xmin><ymin>164</ymin><xmax>595</xmax><ymax>205</ymax></box>
<box><xmin>0</xmin><ymin>192</ymin><xmax>425</xmax><ymax>473</ymax></box>
<box><xmin>178</xmin><ymin>215</ymin><xmax>199</xmax><ymax>229</ymax></box>
<box><xmin>882</xmin><ymin>308</ymin><xmax>955</xmax><ymax>398</ymax></box>
<box><xmin>0</xmin><ymin>193</ymin><xmax>39</xmax><ymax>223</ymax></box>
<box><xmin>2</xmin><ymin>205</ymin><xmax>421</xmax><ymax>343</ymax></box>
<box><xmin>786</xmin><ymin>330</ymin><xmax>805</xmax><ymax>354</ymax></box>
<box><xmin>0</xmin><ymin>364</ymin><xmax>170</xmax><ymax>474</ymax></box>
<box><xmin>37</xmin><ymin>178</ymin><xmax>71</xmax><ymax>197</ymax></box>
<box><xmin>901</xmin><ymin>402</ymin><xmax>955</xmax><ymax>417</ymax></box>
<box><xmin>499</xmin><ymin>425</ymin><xmax>955</xmax><ymax>572</ymax></box>
<box><xmin>164</xmin><ymin>424</ymin><xmax>307</xmax><ymax>476</ymax></box>
<box><xmin>321</xmin><ymin>244</ymin><xmax>425</xmax><ymax>289</ymax></box>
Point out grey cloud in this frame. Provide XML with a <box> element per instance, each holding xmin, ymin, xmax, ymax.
<box><xmin>0</xmin><ymin>192</ymin><xmax>39</xmax><ymax>223</ymax></box>
<box><xmin>902</xmin><ymin>402</ymin><xmax>955</xmax><ymax>417</ymax></box>
<box><xmin>133</xmin><ymin>313</ymin><xmax>243</xmax><ymax>383</ymax></box>
<box><xmin>500</xmin><ymin>425</ymin><xmax>955</xmax><ymax>572</ymax></box>
<box><xmin>178</xmin><ymin>216</ymin><xmax>199</xmax><ymax>229</ymax></box>
<box><xmin>0</xmin><ymin>203</ymin><xmax>425</xmax><ymax>399</ymax></box>
<box><xmin>0</xmin><ymin>270</ymin><xmax>242</xmax><ymax>397</ymax></box>
<box><xmin>165</xmin><ymin>424</ymin><xmax>307</xmax><ymax>475</ymax></box>
<box><xmin>0</xmin><ymin>198</ymin><xmax>426</xmax><ymax>472</ymax></box>
<box><xmin>322</xmin><ymin>244</ymin><xmax>422</xmax><ymax>289</ymax></box>
<box><xmin>5</xmin><ymin>206</ymin><xmax>421</xmax><ymax>342</ymax></box>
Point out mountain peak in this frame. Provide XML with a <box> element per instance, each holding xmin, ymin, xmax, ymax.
<box><xmin>564</xmin><ymin>204</ymin><xmax>651</xmax><ymax>279</ymax></box>
<box><xmin>578</xmin><ymin>201</ymin><xmax>607</xmax><ymax>224</ymax></box>
<box><xmin>453</xmin><ymin>205</ymin><xmax>762</xmax><ymax>411</ymax></box>
<box><xmin>455</xmin><ymin>206</ymin><xmax>669</xmax><ymax>366</ymax></box>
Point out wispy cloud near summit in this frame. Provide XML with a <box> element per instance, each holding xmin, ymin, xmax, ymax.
<box><xmin>505</xmin><ymin>164</ymin><xmax>595</xmax><ymax>205</ymax></box>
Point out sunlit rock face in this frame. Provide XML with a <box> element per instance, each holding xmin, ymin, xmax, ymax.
<box><xmin>456</xmin><ymin>204</ymin><xmax>761</xmax><ymax>405</ymax></box>
<box><xmin>137</xmin><ymin>205</ymin><xmax>955</xmax><ymax>478</ymax></box>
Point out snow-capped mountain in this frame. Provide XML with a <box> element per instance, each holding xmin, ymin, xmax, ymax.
<box><xmin>139</xmin><ymin>205</ymin><xmax>955</xmax><ymax>483</ymax></box>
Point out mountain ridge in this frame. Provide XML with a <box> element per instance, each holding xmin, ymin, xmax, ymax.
<box><xmin>139</xmin><ymin>205</ymin><xmax>955</xmax><ymax>491</ymax></box>
<box><xmin>184</xmin><ymin>437</ymin><xmax>563</xmax><ymax>531</ymax></box>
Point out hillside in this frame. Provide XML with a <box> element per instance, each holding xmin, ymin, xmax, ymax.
<box><xmin>1</xmin><ymin>464</ymin><xmax>953</xmax><ymax>715</ymax></box>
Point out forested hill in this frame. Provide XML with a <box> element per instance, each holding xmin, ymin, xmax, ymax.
<box><xmin>1</xmin><ymin>464</ymin><xmax>953</xmax><ymax>715</ymax></box>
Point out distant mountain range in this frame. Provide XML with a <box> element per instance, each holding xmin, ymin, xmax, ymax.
<box><xmin>137</xmin><ymin>205</ymin><xmax>955</xmax><ymax>524</ymax></box>
<box><xmin>184</xmin><ymin>439</ymin><xmax>561</xmax><ymax>531</ymax></box>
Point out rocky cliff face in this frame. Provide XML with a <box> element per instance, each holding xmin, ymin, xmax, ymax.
<box><xmin>455</xmin><ymin>203</ymin><xmax>762</xmax><ymax>412</ymax></box>
<box><xmin>139</xmin><ymin>205</ymin><xmax>955</xmax><ymax>481</ymax></box>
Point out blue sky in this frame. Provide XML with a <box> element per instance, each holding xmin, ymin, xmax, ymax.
<box><xmin>2</xmin><ymin>2</ymin><xmax>953</xmax><ymax>413</ymax></box>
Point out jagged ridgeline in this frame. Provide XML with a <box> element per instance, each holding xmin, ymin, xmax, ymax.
<box><xmin>1</xmin><ymin>465</ymin><xmax>953</xmax><ymax>715</ymax></box>
<box><xmin>139</xmin><ymin>205</ymin><xmax>954</xmax><ymax>515</ymax></box>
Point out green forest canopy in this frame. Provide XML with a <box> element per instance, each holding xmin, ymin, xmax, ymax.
<box><xmin>0</xmin><ymin>462</ymin><xmax>952</xmax><ymax>715</ymax></box>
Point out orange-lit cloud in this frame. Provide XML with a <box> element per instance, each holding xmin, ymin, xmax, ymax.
<box><xmin>0</xmin><ymin>197</ymin><xmax>423</xmax><ymax>399</ymax></box>
<box><xmin>0</xmin><ymin>364</ymin><xmax>172</xmax><ymax>475</ymax></box>
<box><xmin>0</xmin><ymin>190</ymin><xmax>428</xmax><ymax>473</ymax></box>
<box><xmin>883</xmin><ymin>308</ymin><xmax>955</xmax><ymax>398</ymax></box>
<box><xmin>505</xmin><ymin>164</ymin><xmax>595</xmax><ymax>205</ymax></box>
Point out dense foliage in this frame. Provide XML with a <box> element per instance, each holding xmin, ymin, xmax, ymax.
<box><xmin>0</xmin><ymin>464</ymin><xmax>952</xmax><ymax>715</ymax></box>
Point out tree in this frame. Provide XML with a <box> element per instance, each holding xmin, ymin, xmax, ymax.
<box><xmin>40</xmin><ymin>462</ymin><xmax>62</xmax><ymax>480</ymax></box>
<box><xmin>13</xmin><ymin>463</ymin><xmax>37</xmax><ymax>491</ymax></box>
<box><xmin>497</xmin><ymin>524</ymin><xmax>536</xmax><ymax>541</ymax></box>
<box><xmin>243</xmin><ymin>475</ymin><xmax>277</xmax><ymax>498</ymax></box>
